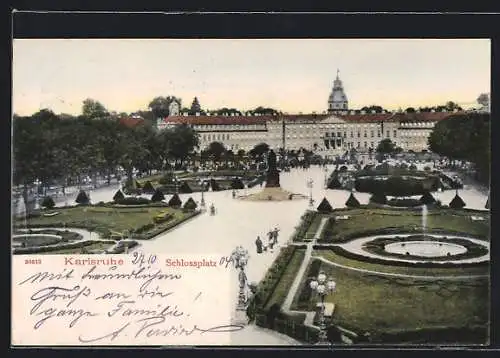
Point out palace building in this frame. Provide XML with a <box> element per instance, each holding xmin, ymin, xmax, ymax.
<box><xmin>156</xmin><ymin>72</ymin><xmax>466</xmax><ymax>157</ymax></box>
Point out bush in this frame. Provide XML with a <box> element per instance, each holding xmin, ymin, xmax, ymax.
<box><xmin>183</xmin><ymin>197</ymin><xmax>198</xmax><ymax>211</ymax></box>
<box><xmin>40</xmin><ymin>196</ymin><xmax>55</xmax><ymax>209</ymax></box>
<box><xmin>133</xmin><ymin>222</ymin><xmax>155</xmax><ymax>234</ymax></box>
<box><xmin>231</xmin><ymin>177</ymin><xmax>245</xmax><ymax>190</ymax></box>
<box><xmin>179</xmin><ymin>181</ymin><xmax>193</xmax><ymax>193</ymax></box>
<box><xmin>75</xmin><ymin>190</ymin><xmax>90</xmax><ymax>205</ymax></box>
<box><xmin>158</xmin><ymin>172</ymin><xmax>174</xmax><ymax>185</ymax></box>
<box><xmin>345</xmin><ymin>192</ymin><xmax>360</xmax><ymax>208</ymax></box>
<box><xmin>115</xmin><ymin>197</ymin><xmax>150</xmax><ymax>205</ymax></box>
<box><xmin>355</xmin><ymin>175</ymin><xmax>439</xmax><ymax>196</ymax></box>
<box><xmin>339</xmin><ymin>165</ymin><xmax>348</xmax><ymax>172</ymax></box>
<box><xmin>151</xmin><ymin>189</ymin><xmax>165</xmax><ymax>202</ymax></box>
<box><xmin>409</xmin><ymin>164</ymin><xmax>417</xmax><ymax>170</ymax></box>
<box><xmin>142</xmin><ymin>181</ymin><xmax>155</xmax><ymax>194</ymax></box>
<box><xmin>292</xmin><ymin>211</ymin><xmax>316</xmax><ymax>241</ymax></box>
<box><xmin>387</xmin><ymin>198</ymin><xmax>422</xmax><ymax>207</ymax></box>
<box><xmin>113</xmin><ymin>190</ymin><xmax>125</xmax><ymax>202</ymax></box>
<box><xmin>168</xmin><ymin>193</ymin><xmax>182</xmax><ymax>207</ymax></box>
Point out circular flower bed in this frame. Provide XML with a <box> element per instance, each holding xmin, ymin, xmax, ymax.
<box><xmin>363</xmin><ymin>235</ymin><xmax>488</xmax><ymax>262</ymax></box>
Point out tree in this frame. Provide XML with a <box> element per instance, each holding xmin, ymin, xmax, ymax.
<box><xmin>345</xmin><ymin>192</ymin><xmax>361</xmax><ymax>208</ymax></box>
<box><xmin>405</xmin><ymin>107</ymin><xmax>416</xmax><ymax>113</ymax></box>
<box><xmin>207</xmin><ymin>141</ymin><xmax>226</xmax><ymax>163</ymax></box>
<box><xmin>142</xmin><ymin>181</ymin><xmax>155</xmax><ymax>194</ymax></box>
<box><xmin>317</xmin><ymin>198</ymin><xmax>333</xmax><ymax>213</ymax></box>
<box><xmin>190</xmin><ymin>97</ymin><xmax>201</xmax><ymax>114</ymax></box>
<box><xmin>419</xmin><ymin>191</ymin><xmax>436</xmax><ymax>205</ymax></box>
<box><xmin>82</xmin><ymin>99</ymin><xmax>109</xmax><ymax>119</ymax></box>
<box><xmin>370</xmin><ymin>191</ymin><xmax>387</xmax><ymax>205</ymax></box>
<box><xmin>168</xmin><ymin>193</ymin><xmax>182</xmax><ymax>207</ymax></box>
<box><xmin>251</xmin><ymin>106</ymin><xmax>280</xmax><ymax>115</ymax></box>
<box><xmin>183</xmin><ymin>197</ymin><xmax>198</xmax><ymax>212</ymax></box>
<box><xmin>249</xmin><ymin>143</ymin><xmax>270</xmax><ymax>161</ymax></box>
<box><xmin>148</xmin><ymin>96</ymin><xmax>182</xmax><ymax>118</ymax></box>
<box><xmin>449</xmin><ymin>191</ymin><xmax>466</xmax><ymax>209</ymax></box>
<box><xmin>477</xmin><ymin>93</ymin><xmax>489</xmax><ymax>107</ymax></box>
<box><xmin>75</xmin><ymin>190</ymin><xmax>90</xmax><ymax>205</ymax></box>
<box><xmin>376</xmin><ymin>138</ymin><xmax>397</xmax><ymax>155</ymax></box>
<box><xmin>113</xmin><ymin>190</ymin><xmax>125</xmax><ymax>202</ymax></box>
<box><xmin>428</xmin><ymin>113</ymin><xmax>490</xmax><ymax>184</ymax></box>
<box><xmin>151</xmin><ymin>189</ymin><xmax>165</xmax><ymax>202</ymax></box>
<box><xmin>361</xmin><ymin>105</ymin><xmax>385</xmax><ymax>113</ymax></box>
<box><xmin>445</xmin><ymin>101</ymin><xmax>463</xmax><ymax>112</ymax></box>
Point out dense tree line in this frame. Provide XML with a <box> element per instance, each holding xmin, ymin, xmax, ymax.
<box><xmin>428</xmin><ymin>112</ymin><xmax>490</xmax><ymax>184</ymax></box>
<box><xmin>13</xmin><ymin>108</ymin><xmax>199</xmax><ymax>202</ymax></box>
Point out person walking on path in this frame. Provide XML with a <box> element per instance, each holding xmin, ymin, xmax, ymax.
<box><xmin>267</xmin><ymin>230</ymin><xmax>275</xmax><ymax>251</ymax></box>
<box><xmin>255</xmin><ymin>236</ymin><xmax>263</xmax><ymax>254</ymax></box>
<box><xmin>273</xmin><ymin>227</ymin><xmax>280</xmax><ymax>245</ymax></box>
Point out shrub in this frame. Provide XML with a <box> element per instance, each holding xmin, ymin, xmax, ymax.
<box><xmin>113</xmin><ymin>190</ymin><xmax>125</xmax><ymax>202</ymax></box>
<box><xmin>142</xmin><ymin>181</ymin><xmax>155</xmax><ymax>194</ymax></box>
<box><xmin>345</xmin><ymin>192</ymin><xmax>360</xmax><ymax>208</ymax></box>
<box><xmin>40</xmin><ymin>196</ymin><xmax>55</xmax><ymax>209</ymax></box>
<box><xmin>135</xmin><ymin>180</ymin><xmax>142</xmax><ymax>189</ymax></box>
<box><xmin>179</xmin><ymin>181</ymin><xmax>193</xmax><ymax>193</ymax></box>
<box><xmin>317</xmin><ymin>198</ymin><xmax>333</xmax><ymax>213</ymax></box>
<box><xmin>151</xmin><ymin>189</ymin><xmax>165</xmax><ymax>202</ymax></box>
<box><xmin>409</xmin><ymin>164</ymin><xmax>417</xmax><ymax>170</ymax></box>
<box><xmin>133</xmin><ymin>223</ymin><xmax>155</xmax><ymax>234</ymax></box>
<box><xmin>183</xmin><ymin>197</ymin><xmax>198</xmax><ymax>212</ymax></box>
<box><xmin>168</xmin><ymin>193</ymin><xmax>182</xmax><ymax>207</ymax></box>
<box><xmin>424</xmin><ymin>166</ymin><xmax>431</xmax><ymax>171</ymax></box>
<box><xmin>115</xmin><ymin>197</ymin><xmax>150</xmax><ymax>205</ymax></box>
<box><xmin>339</xmin><ymin>165</ymin><xmax>348</xmax><ymax>172</ymax></box>
<box><xmin>420</xmin><ymin>191</ymin><xmax>436</xmax><ymax>205</ymax></box>
<box><xmin>75</xmin><ymin>190</ymin><xmax>90</xmax><ymax>205</ymax></box>
<box><xmin>231</xmin><ymin>177</ymin><xmax>245</xmax><ymax>190</ymax></box>
<box><xmin>370</xmin><ymin>191</ymin><xmax>387</xmax><ymax>205</ymax></box>
<box><xmin>449</xmin><ymin>192</ymin><xmax>466</xmax><ymax>209</ymax></box>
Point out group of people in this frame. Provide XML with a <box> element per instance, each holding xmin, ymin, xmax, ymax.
<box><xmin>255</xmin><ymin>227</ymin><xmax>280</xmax><ymax>254</ymax></box>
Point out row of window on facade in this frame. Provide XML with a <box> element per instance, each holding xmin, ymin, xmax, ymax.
<box><xmin>326</xmin><ymin>130</ymin><xmax>398</xmax><ymax>138</ymax></box>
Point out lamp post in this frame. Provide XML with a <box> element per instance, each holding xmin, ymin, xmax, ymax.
<box><xmin>231</xmin><ymin>246</ymin><xmax>250</xmax><ymax>312</ymax></box>
<box><xmin>200</xmin><ymin>179</ymin><xmax>206</xmax><ymax>210</ymax></box>
<box><xmin>307</xmin><ymin>179</ymin><xmax>314</xmax><ymax>208</ymax></box>
<box><xmin>309</xmin><ymin>271</ymin><xmax>336</xmax><ymax>345</ymax></box>
<box><xmin>33</xmin><ymin>178</ymin><xmax>42</xmax><ymax>210</ymax></box>
<box><xmin>324</xmin><ymin>167</ymin><xmax>329</xmax><ymax>188</ymax></box>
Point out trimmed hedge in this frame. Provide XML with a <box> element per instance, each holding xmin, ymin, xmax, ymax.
<box><xmin>183</xmin><ymin>197</ymin><xmax>198</xmax><ymax>211</ymax></box>
<box><xmin>115</xmin><ymin>197</ymin><xmax>150</xmax><ymax>205</ymax></box>
<box><xmin>387</xmin><ymin>198</ymin><xmax>422</xmax><ymax>207</ymax></box>
<box><xmin>231</xmin><ymin>177</ymin><xmax>245</xmax><ymax>190</ymax></box>
<box><xmin>153</xmin><ymin>211</ymin><xmax>174</xmax><ymax>224</ymax></box>
<box><xmin>168</xmin><ymin>193</ymin><xmax>182</xmax><ymax>207</ymax></box>
<box><xmin>113</xmin><ymin>190</ymin><xmax>125</xmax><ymax>202</ymax></box>
<box><xmin>151</xmin><ymin>189</ymin><xmax>165</xmax><ymax>202</ymax></box>
<box><xmin>292</xmin><ymin>211</ymin><xmax>316</xmax><ymax>241</ymax></box>
<box><xmin>370</xmin><ymin>191</ymin><xmax>387</xmax><ymax>205</ymax></box>
<box><xmin>317</xmin><ymin>198</ymin><xmax>333</xmax><ymax>213</ymax></box>
<box><xmin>314</xmin><ymin>245</ymin><xmax>488</xmax><ymax>268</ymax></box>
<box><xmin>355</xmin><ymin>175</ymin><xmax>440</xmax><ymax>196</ymax></box>
<box><xmin>41</xmin><ymin>196</ymin><xmax>55</xmax><ymax>209</ymax></box>
<box><xmin>345</xmin><ymin>193</ymin><xmax>360</xmax><ymax>208</ymax></box>
<box><xmin>13</xmin><ymin>239</ymin><xmax>116</xmax><ymax>255</ymax></box>
<box><xmin>295</xmin><ymin>259</ymin><xmax>322</xmax><ymax>310</ymax></box>
<box><xmin>142</xmin><ymin>181</ymin><xmax>155</xmax><ymax>194</ymax></box>
<box><xmin>75</xmin><ymin>190</ymin><xmax>90</xmax><ymax>205</ymax></box>
<box><xmin>210</xmin><ymin>179</ymin><xmax>221</xmax><ymax>191</ymax></box>
<box><xmin>179</xmin><ymin>181</ymin><xmax>193</xmax><ymax>193</ymax></box>
<box><xmin>450</xmin><ymin>193</ymin><xmax>466</xmax><ymax>209</ymax></box>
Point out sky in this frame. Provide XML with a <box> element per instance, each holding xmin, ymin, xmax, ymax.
<box><xmin>12</xmin><ymin>39</ymin><xmax>490</xmax><ymax>116</ymax></box>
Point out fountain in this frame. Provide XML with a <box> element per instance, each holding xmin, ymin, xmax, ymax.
<box><xmin>422</xmin><ymin>204</ymin><xmax>428</xmax><ymax>237</ymax></box>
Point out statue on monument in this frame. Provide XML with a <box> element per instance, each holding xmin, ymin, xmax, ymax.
<box><xmin>265</xmin><ymin>149</ymin><xmax>280</xmax><ymax>188</ymax></box>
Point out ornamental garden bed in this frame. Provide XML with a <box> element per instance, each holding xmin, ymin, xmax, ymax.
<box><xmin>290</xmin><ymin>259</ymin><xmax>489</xmax><ymax>344</ymax></box>
<box><xmin>316</xmin><ymin>208</ymin><xmax>489</xmax><ymax>243</ymax></box>
<box><xmin>292</xmin><ymin>211</ymin><xmax>318</xmax><ymax>242</ymax></box>
<box><xmin>362</xmin><ymin>235</ymin><xmax>488</xmax><ymax>262</ymax></box>
<box><xmin>13</xmin><ymin>203</ymin><xmax>200</xmax><ymax>240</ymax></box>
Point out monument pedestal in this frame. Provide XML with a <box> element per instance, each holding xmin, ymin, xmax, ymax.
<box><xmin>265</xmin><ymin>169</ymin><xmax>281</xmax><ymax>188</ymax></box>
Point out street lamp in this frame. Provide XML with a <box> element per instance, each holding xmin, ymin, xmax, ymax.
<box><xmin>33</xmin><ymin>178</ymin><xmax>42</xmax><ymax>210</ymax></box>
<box><xmin>309</xmin><ymin>271</ymin><xmax>336</xmax><ymax>345</ymax></box>
<box><xmin>307</xmin><ymin>179</ymin><xmax>314</xmax><ymax>208</ymax></box>
<box><xmin>324</xmin><ymin>167</ymin><xmax>329</xmax><ymax>188</ymax></box>
<box><xmin>231</xmin><ymin>246</ymin><xmax>250</xmax><ymax>312</ymax></box>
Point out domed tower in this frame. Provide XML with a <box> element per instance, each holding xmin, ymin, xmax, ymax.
<box><xmin>328</xmin><ymin>69</ymin><xmax>349</xmax><ymax>113</ymax></box>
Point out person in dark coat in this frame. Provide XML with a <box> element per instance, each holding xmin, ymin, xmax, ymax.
<box><xmin>267</xmin><ymin>230</ymin><xmax>274</xmax><ymax>250</ymax></box>
<box><xmin>255</xmin><ymin>236</ymin><xmax>263</xmax><ymax>254</ymax></box>
<box><xmin>273</xmin><ymin>227</ymin><xmax>280</xmax><ymax>245</ymax></box>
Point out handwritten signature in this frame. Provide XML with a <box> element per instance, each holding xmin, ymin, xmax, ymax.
<box><xmin>79</xmin><ymin>316</ymin><xmax>245</xmax><ymax>343</ymax></box>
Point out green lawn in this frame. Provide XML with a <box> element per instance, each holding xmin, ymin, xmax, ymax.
<box><xmin>313</xmin><ymin>249</ymin><xmax>489</xmax><ymax>276</ymax></box>
<box><xmin>264</xmin><ymin>249</ymin><xmax>306</xmax><ymax>311</ymax></box>
<box><xmin>320</xmin><ymin>208</ymin><xmax>489</xmax><ymax>242</ymax></box>
<box><xmin>304</xmin><ymin>214</ymin><xmax>324</xmax><ymax>241</ymax></box>
<box><xmin>291</xmin><ymin>259</ymin><xmax>489</xmax><ymax>336</ymax></box>
<box><xmin>18</xmin><ymin>205</ymin><xmax>193</xmax><ymax>239</ymax></box>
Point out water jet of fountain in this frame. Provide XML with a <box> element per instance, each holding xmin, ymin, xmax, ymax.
<box><xmin>422</xmin><ymin>204</ymin><xmax>428</xmax><ymax>239</ymax></box>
